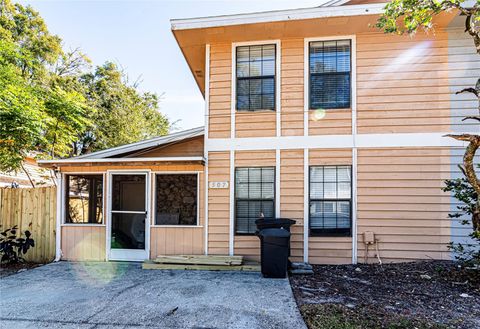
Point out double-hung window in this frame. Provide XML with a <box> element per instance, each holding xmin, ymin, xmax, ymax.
<box><xmin>65</xmin><ymin>174</ymin><xmax>103</xmax><ymax>224</ymax></box>
<box><xmin>309</xmin><ymin>40</ymin><xmax>351</xmax><ymax>109</ymax></box>
<box><xmin>236</xmin><ymin>44</ymin><xmax>276</xmax><ymax>111</ymax></box>
<box><xmin>235</xmin><ymin>167</ymin><xmax>275</xmax><ymax>234</ymax></box>
<box><xmin>309</xmin><ymin>166</ymin><xmax>352</xmax><ymax>236</ymax></box>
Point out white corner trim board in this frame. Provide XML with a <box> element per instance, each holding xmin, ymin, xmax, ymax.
<box><xmin>205</xmin><ymin>132</ymin><xmax>470</xmax><ymax>152</ymax></box>
<box><xmin>170</xmin><ymin>3</ymin><xmax>386</xmax><ymax>30</ymax></box>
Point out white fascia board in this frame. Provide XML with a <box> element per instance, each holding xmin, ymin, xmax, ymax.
<box><xmin>37</xmin><ymin>156</ymin><xmax>205</xmax><ymax>165</ymax></box>
<box><xmin>170</xmin><ymin>3</ymin><xmax>387</xmax><ymax>30</ymax></box>
<box><xmin>205</xmin><ymin>133</ymin><xmax>470</xmax><ymax>152</ymax></box>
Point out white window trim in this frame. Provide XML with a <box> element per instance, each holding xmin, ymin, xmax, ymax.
<box><xmin>151</xmin><ymin>171</ymin><xmax>201</xmax><ymax>227</ymax></box>
<box><xmin>61</xmin><ymin>172</ymin><xmax>106</xmax><ymax>227</ymax></box>
<box><xmin>231</xmin><ymin>39</ymin><xmax>281</xmax><ymax>139</ymax></box>
<box><xmin>304</xmin><ymin>35</ymin><xmax>356</xmax><ymax>137</ymax></box>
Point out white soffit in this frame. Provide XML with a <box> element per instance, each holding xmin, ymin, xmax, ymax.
<box><xmin>170</xmin><ymin>3</ymin><xmax>387</xmax><ymax>30</ymax></box>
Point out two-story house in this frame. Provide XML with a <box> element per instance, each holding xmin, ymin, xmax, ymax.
<box><xmin>39</xmin><ymin>0</ymin><xmax>478</xmax><ymax>264</ymax></box>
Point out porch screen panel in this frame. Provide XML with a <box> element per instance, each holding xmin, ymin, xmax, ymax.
<box><xmin>236</xmin><ymin>44</ymin><xmax>276</xmax><ymax>111</ymax></box>
<box><xmin>235</xmin><ymin>167</ymin><xmax>275</xmax><ymax>234</ymax></box>
<box><xmin>155</xmin><ymin>174</ymin><xmax>198</xmax><ymax>225</ymax></box>
<box><xmin>65</xmin><ymin>174</ymin><xmax>103</xmax><ymax>224</ymax></box>
<box><xmin>309</xmin><ymin>40</ymin><xmax>351</xmax><ymax>109</ymax></box>
<box><xmin>309</xmin><ymin>166</ymin><xmax>352</xmax><ymax>236</ymax></box>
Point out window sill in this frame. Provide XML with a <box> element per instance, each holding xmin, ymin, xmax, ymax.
<box><xmin>309</xmin><ymin>232</ymin><xmax>352</xmax><ymax>238</ymax></box>
<box><xmin>236</xmin><ymin>109</ymin><xmax>276</xmax><ymax>113</ymax></box>
<box><xmin>309</xmin><ymin>108</ymin><xmax>351</xmax><ymax>111</ymax></box>
<box><xmin>61</xmin><ymin>224</ymin><xmax>105</xmax><ymax>227</ymax></box>
<box><xmin>151</xmin><ymin>225</ymin><xmax>203</xmax><ymax>228</ymax></box>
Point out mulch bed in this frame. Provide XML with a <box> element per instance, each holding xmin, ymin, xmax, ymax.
<box><xmin>0</xmin><ymin>262</ymin><xmax>41</xmax><ymax>279</ymax></box>
<box><xmin>290</xmin><ymin>261</ymin><xmax>480</xmax><ymax>329</ymax></box>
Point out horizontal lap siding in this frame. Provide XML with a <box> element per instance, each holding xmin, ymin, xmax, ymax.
<box><xmin>61</xmin><ymin>226</ymin><xmax>106</xmax><ymax>261</ymax></box>
<box><xmin>207</xmin><ymin>151</ymin><xmax>230</xmax><ymax>255</ymax></box>
<box><xmin>234</xmin><ymin>150</ymin><xmax>276</xmax><ymax>260</ymax></box>
<box><xmin>209</xmin><ymin>44</ymin><xmax>231</xmax><ymax>138</ymax></box>
<box><xmin>236</xmin><ymin>112</ymin><xmax>276</xmax><ymax>137</ymax></box>
<box><xmin>309</xmin><ymin>148</ymin><xmax>353</xmax><ymax>264</ymax></box>
<box><xmin>281</xmin><ymin>39</ymin><xmax>304</xmax><ymax>136</ymax></box>
<box><xmin>137</xmin><ymin>136</ymin><xmax>204</xmax><ymax>157</ymax></box>
<box><xmin>280</xmin><ymin>150</ymin><xmax>304</xmax><ymax>262</ymax></box>
<box><xmin>356</xmin><ymin>31</ymin><xmax>476</xmax><ymax>134</ymax></box>
<box><xmin>448</xmin><ymin>29</ymin><xmax>479</xmax><ymax>133</ymax></box>
<box><xmin>357</xmin><ymin>147</ymin><xmax>451</xmax><ymax>263</ymax></box>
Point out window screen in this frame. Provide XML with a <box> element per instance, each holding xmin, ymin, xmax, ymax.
<box><xmin>65</xmin><ymin>174</ymin><xmax>103</xmax><ymax>224</ymax></box>
<box><xmin>235</xmin><ymin>167</ymin><xmax>275</xmax><ymax>234</ymax></box>
<box><xmin>155</xmin><ymin>174</ymin><xmax>198</xmax><ymax>225</ymax></box>
<box><xmin>309</xmin><ymin>40</ymin><xmax>351</xmax><ymax>109</ymax></box>
<box><xmin>236</xmin><ymin>44</ymin><xmax>276</xmax><ymax>111</ymax></box>
<box><xmin>309</xmin><ymin>166</ymin><xmax>351</xmax><ymax>236</ymax></box>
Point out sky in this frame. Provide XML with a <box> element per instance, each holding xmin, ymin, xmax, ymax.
<box><xmin>20</xmin><ymin>0</ymin><xmax>328</xmax><ymax>132</ymax></box>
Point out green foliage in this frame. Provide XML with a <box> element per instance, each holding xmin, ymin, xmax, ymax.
<box><xmin>0</xmin><ymin>0</ymin><xmax>170</xmax><ymax>170</ymax></box>
<box><xmin>443</xmin><ymin>169</ymin><xmax>480</xmax><ymax>264</ymax></box>
<box><xmin>376</xmin><ymin>0</ymin><xmax>476</xmax><ymax>35</ymax></box>
<box><xmin>0</xmin><ymin>225</ymin><xmax>35</xmax><ymax>264</ymax></box>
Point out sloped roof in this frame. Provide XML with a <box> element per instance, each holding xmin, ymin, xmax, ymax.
<box><xmin>37</xmin><ymin>126</ymin><xmax>204</xmax><ymax>166</ymax></box>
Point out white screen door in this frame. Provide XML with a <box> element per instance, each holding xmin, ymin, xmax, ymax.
<box><xmin>108</xmin><ymin>172</ymin><xmax>149</xmax><ymax>261</ymax></box>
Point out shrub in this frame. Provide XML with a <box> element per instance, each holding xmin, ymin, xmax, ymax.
<box><xmin>0</xmin><ymin>225</ymin><xmax>35</xmax><ymax>264</ymax></box>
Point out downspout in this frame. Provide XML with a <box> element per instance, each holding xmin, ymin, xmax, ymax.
<box><xmin>54</xmin><ymin>170</ymin><xmax>62</xmax><ymax>262</ymax></box>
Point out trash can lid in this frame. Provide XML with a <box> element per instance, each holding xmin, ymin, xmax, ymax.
<box><xmin>258</xmin><ymin>228</ymin><xmax>290</xmax><ymax>238</ymax></box>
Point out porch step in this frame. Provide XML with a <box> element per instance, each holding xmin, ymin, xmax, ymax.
<box><xmin>153</xmin><ymin>255</ymin><xmax>243</xmax><ymax>266</ymax></box>
<box><xmin>143</xmin><ymin>260</ymin><xmax>260</xmax><ymax>272</ymax></box>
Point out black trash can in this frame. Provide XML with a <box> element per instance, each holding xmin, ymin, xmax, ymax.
<box><xmin>258</xmin><ymin>228</ymin><xmax>291</xmax><ymax>278</ymax></box>
<box><xmin>255</xmin><ymin>218</ymin><xmax>296</xmax><ymax>233</ymax></box>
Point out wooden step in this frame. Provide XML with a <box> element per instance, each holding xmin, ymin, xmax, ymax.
<box><xmin>153</xmin><ymin>255</ymin><xmax>243</xmax><ymax>266</ymax></box>
<box><xmin>143</xmin><ymin>260</ymin><xmax>260</xmax><ymax>272</ymax></box>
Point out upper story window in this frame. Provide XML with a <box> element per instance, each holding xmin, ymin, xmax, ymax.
<box><xmin>65</xmin><ymin>174</ymin><xmax>103</xmax><ymax>224</ymax></box>
<box><xmin>236</xmin><ymin>44</ymin><xmax>276</xmax><ymax>111</ymax></box>
<box><xmin>309</xmin><ymin>40</ymin><xmax>351</xmax><ymax>110</ymax></box>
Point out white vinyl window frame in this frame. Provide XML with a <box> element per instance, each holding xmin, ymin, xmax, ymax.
<box><xmin>231</xmin><ymin>39</ymin><xmax>281</xmax><ymax>138</ymax></box>
<box><xmin>60</xmin><ymin>172</ymin><xmax>106</xmax><ymax>227</ymax></box>
<box><xmin>151</xmin><ymin>171</ymin><xmax>202</xmax><ymax>228</ymax></box>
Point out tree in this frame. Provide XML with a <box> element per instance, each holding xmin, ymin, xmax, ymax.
<box><xmin>376</xmin><ymin>0</ymin><xmax>480</xmax><ymax>261</ymax></box>
<box><xmin>0</xmin><ymin>0</ymin><xmax>170</xmax><ymax>170</ymax></box>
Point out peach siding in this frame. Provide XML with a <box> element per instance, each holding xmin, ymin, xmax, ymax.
<box><xmin>207</xmin><ymin>151</ymin><xmax>230</xmax><ymax>255</ymax></box>
<box><xmin>61</xmin><ymin>226</ymin><xmax>106</xmax><ymax>261</ymax></box>
<box><xmin>150</xmin><ymin>227</ymin><xmax>203</xmax><ymax>258</ymax></box>
<box><xmin>280</xmin><ymin>149</ymin><xmax>304</xmax><ymax>262</ymax></box>
<box><xmin>356</xmin><ymin>31</ymin><xmax>470</xmax><ymax>134</ymax></box>
<box><xmin>136</xmin><ymin>136</ymin><xmax>204</xmax><ymax>158</ymax></box>
<box><xmin>209</xmin><ymin>44</ymin><xmax>231</xmax><ymax>138</ymax></box>
<box><xmin>281</xmin><ymin>39</ymin><xmax>304</xmax><ymax>136</ymax></box>
<box><xmin>309</xmin><ymin>149</ymin><xmax>353</xmax><ymax>264</ymax></box>
<box><xmin>356</xmin><ymin>147</ymin><xmax>451</xmax><ymax>263</ymax></box>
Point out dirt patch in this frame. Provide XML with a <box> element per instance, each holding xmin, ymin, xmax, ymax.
<box><xmin>290</xmin><ymin>261</ymin><xmax>480</xmax><ymax>329</ymax></box>
<box><xmin>0</xmin><ymin>263</ymin><xmax>41</xmax><ymax>278</ymax></box>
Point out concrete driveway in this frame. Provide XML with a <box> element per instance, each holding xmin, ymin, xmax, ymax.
<box><xmin>0</xmin><ymin>262</ymin><xmax>306</xmax><ymax>329</ymax></box>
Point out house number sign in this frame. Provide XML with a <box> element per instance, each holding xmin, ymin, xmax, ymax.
<box><xmin>209</xmin><ymin>181</ymin><xmax>229</xmax><ymax>189</ymax></box>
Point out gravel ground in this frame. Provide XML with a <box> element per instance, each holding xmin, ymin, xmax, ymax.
<box><xmin>0</xmin><ymin>262</ymin><xmax>41</xmax><ymax>279</ymax></box>
<box><xmin>290</xmin><ymin>261</ymin><xmax>480</xmax><ymax>329</ymax></box>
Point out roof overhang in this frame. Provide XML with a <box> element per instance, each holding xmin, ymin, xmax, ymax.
<box><xmin>171</xmin><ymin>2</ymin><xmax>458</xmax><ymax>96</ymax></box>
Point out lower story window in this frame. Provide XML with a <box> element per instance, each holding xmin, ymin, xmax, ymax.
<box><xmin>309</xmin><ymin>166</ymin><xmax>351</xmax><ymax>236</ymax></box>
<box><xmin>235</xmin><ymin>167</ymin><xmax>275</xmax><ymax>234</ymax></box>
<box><xmin>155</xmin><ymin>174</ymin><xmax>198</xmax><ymax>225</ymax></box>
<box><xmin>65</xmin><ymin>174</ymin><xmax>103</xmax><ymax>224</ymax></box>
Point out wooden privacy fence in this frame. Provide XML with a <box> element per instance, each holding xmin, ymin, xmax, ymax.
<box><xmin>0</xmin><ymin>187</ymin><xmax>56</xmax><ymax>263</ymax></box>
